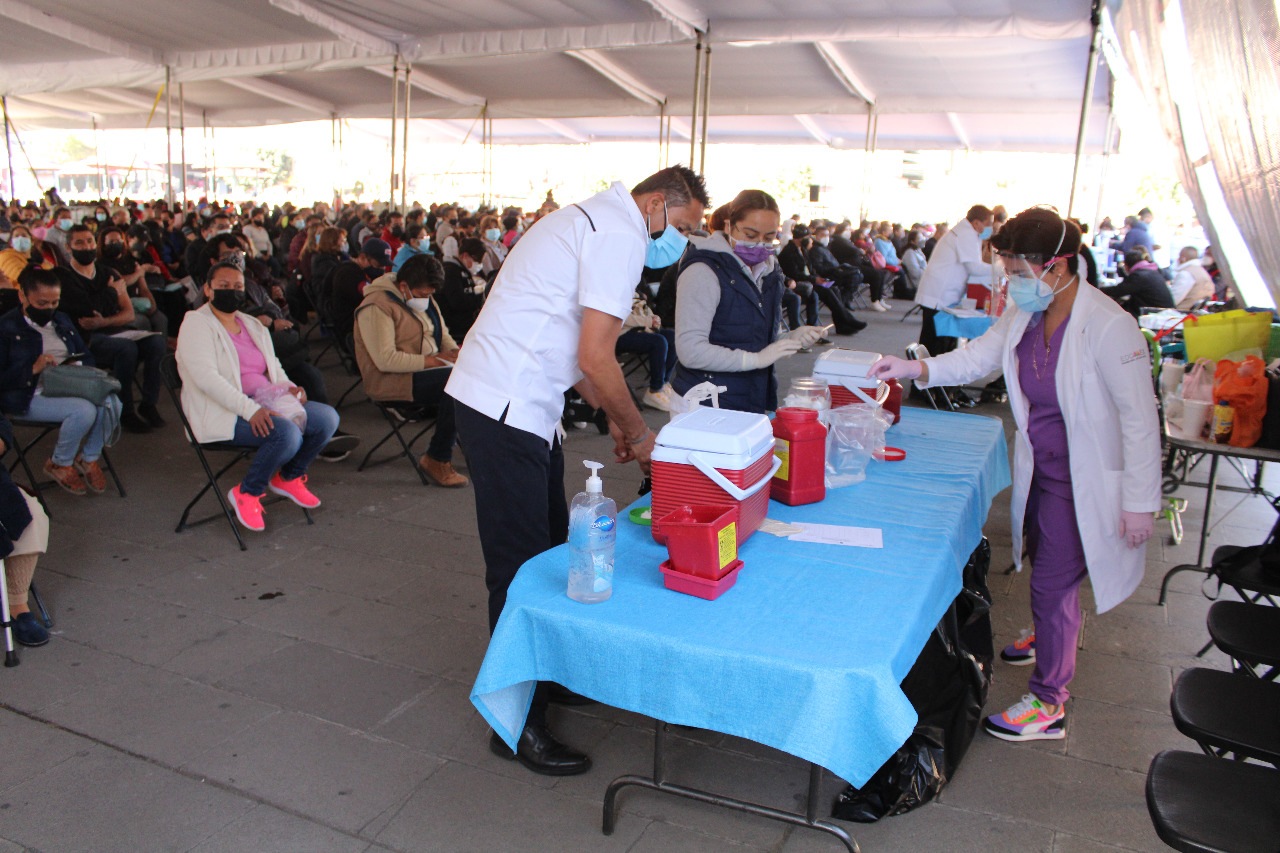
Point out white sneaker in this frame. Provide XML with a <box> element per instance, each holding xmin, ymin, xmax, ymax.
<box><xmin>643</xmin><ymin>389</ymin><xmax>672</xmax><ymax>411</ymax></box>
<box><xmin>871</xmin><ymin>301</ymin><xmax>888</xmax><ymax>312</ymax></box>
<box><xmin>879</xmin><ymin>299</ymin><xmax>893</xmax><ymax>309</ymax></box>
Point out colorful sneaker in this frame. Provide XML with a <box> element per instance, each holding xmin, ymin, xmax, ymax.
<box><xmin>228</xmin><ymin>485</ymin><xmax>266</xmax><ymax>532</ymax></box>
<box><xmin>268</xmin><ymin>473</ymin><xmax>321</xmax><ymax>509</ymax></box>
<box><xmin>75</xmin><ymin>457</ymin><xmax>108</xmax><ymax>494</ymax></box>
<box><xmin>984</xmin><ymin>694</ymin><xmax>1065</xmax><ymax>741</ymax></box>
<box><xmin>1001</xmin><ymin>629</ymin><xmax>1036</xmax><ymax>665</ymax></box>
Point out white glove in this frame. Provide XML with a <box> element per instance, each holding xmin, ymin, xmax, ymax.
<box><xmin>868</xmin><ymin>355</ymin><xmax>922</xmax><ymax>381</ymax></box>
<box><xmin>468</xmin><ymin>283</ymin><xmax>486</xmax><ymax>295</ymax></box>
<box><xmin>1119</xmin><ymin>511</ymin><xmax>1155</xmax><ymax>548</ymax></box>
<box><xmin>742</xmin><ymin>338</ymin><xmax>803</xmax><ymax>370</ymax></box>
<box><xmin>785</xmin><ymin>325</ymin><xmax>825</xmax><ymax>348</ymax></box>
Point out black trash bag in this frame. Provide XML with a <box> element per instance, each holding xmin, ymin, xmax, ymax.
<box><xmin>832</xmin><ymin>538</ymin><xmax>993</xmax><ymax>823</ymax></box>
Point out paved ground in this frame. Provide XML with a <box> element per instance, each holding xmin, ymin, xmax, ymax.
<box><xmin>2</xmin><ymin>299</ymin><xmax>1274</xmax><ymax>853</ymax></box>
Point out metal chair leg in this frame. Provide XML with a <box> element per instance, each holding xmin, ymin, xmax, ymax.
<box><xmin>28</xmin><ymin>581</ymin><xmax>52</xmax><ymax>628</ymax></box>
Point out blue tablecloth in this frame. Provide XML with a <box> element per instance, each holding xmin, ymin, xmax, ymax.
<box><xmin>471</xmin><ymin>408</ymin><xmax>1011</xmax><ymax>787</ymax></box>
<box><xmin>933</xmin><ymin>311</ymin><xmax>995</xmax><ymax>339</ymax></box>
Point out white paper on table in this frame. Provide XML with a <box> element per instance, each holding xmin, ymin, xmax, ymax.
<box><xmin>789</xmin><ymin>522</ymin><xmax>884</xmax><ymax>548</ymax></box>
<box><xmin>107</xmin><ymin>330</ymin><xmax>162</xmax><ymax>341</ymax></box>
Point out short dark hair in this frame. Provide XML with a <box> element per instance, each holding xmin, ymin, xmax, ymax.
<box><xmin>68</xmin><ymin>223</ymin><xmax>93</xmax><ymax>239</ymax></box>
<box><xmin>501</xmin><ymin>214</ymin><xmax>518</xmax><ymax>231</ymax></box>
<box><xmin>405</xmin><ymin>223</ymin><xmax>425</xmax><ymax>242</ymax></box>
<box><xmin>965</xmin><ymin>205</ymin><xmax>993</xmax><ymax>224</ymax></box>
<box><xmin>396</xmin><ymin>253</ymin><xmax>445</xmax><ymax>291</ymax></box>
<box><xmin>631</xmin><ymin>165</ymin><xmax>711</xmax><ymax>210</ymax></box>
<box><xmin>18</xmin><ymin>265</ymin><xmax>60</xmax><ymax>294</ymax></box>
<box><xmin>459</xmin><ymin>237</ymin><xmax>487</xmax><ymax>262</ymax></box>
<box><xmin>206</xmin><ymin>260</ymin><xmax>244</xmax><ymax>283</ymax></box>
<box><xmin>1138</xmin><ymin>207</ymin><xmax>1152</xmax><ymax>218</ymax></box>
<box><xmin>991</xmin><ymin>206</ymin><xmax>1085</xmax><ymax>274</ymax></box>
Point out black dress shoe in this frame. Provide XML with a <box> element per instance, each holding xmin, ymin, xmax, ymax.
<box><xmin>120</xmin><ymin>411</ymin><xmax>152</xmax><ymax>433</ymax></box>
<box><xmin>489</xmin><ymin>725</ymin><xmax>592</xmax><ymax>776</ymax></box>
<box><xmin>546</xmin><ymin>683</ymin><xmax>597</xmax><ymax>706</ymax></box>
<box><xmin>138</xmin><ymin>402</ymin><xmax>166</xmax><ymax>428</ymax></box>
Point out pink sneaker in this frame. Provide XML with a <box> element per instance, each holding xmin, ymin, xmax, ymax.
<box><xmin>228</xmin><ymin>485</ymin><xmax>265</xmax><ymax>532</ymax></box>
<box><xmin>983</xmin><ymin>694</ymin><xmax>1065</xmax><ymax>741</ymax></box>
<box><xmin>268</xmin><ymin>473</ymin><xmax>321</xmax><ymax>509</ymax></box>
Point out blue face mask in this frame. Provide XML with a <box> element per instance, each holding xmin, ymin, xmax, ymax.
<box><xmin>11</xmin><ymin>235</ymin><xmax>32</xmax><ymax>253</ymax></box>
<box><xmin>644</xmin><ymin>201</ymin><xmax>688</xmax><ymax>268</ymax></box>
<box><xmin>1007</xmin><ymin>274</ymin><xmax>1055</xmax><ymax>313</ymax></box>
<box><xmin>978</xmin><ymin>225</ymin><xmax>993</xmax><ymax>241</ymax></box>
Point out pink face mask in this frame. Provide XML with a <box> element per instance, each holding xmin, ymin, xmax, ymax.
<box><xmin>30</xmin><ymin>226</ymin><xmax>48</xmax><ymax>240</ymax></box>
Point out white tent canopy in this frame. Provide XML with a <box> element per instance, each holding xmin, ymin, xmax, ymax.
<box><xmin>0</xmin><ymin>0</ymin><xmax>1111</xmax><ymax>152</ymax></box>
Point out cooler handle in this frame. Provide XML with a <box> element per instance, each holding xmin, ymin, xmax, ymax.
<box><xmin>848</xmin><ymin>384</ymin><xmax>877</xmax><ymax>405</ymax></box>
<box><xmin>687</xmin><ymin>452</ymin><xmax>782</xmax><ymax>501</ymax></box>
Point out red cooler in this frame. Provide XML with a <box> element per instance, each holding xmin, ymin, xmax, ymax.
<box><xmin>812</xmin><ymin>349</ymin><xmax>898</xmax><ymax>422</ymax></box>
<box><xmin>650</xmin><ymin>406</ymin><xmax>780</xmax><ymax>546</ymax></box>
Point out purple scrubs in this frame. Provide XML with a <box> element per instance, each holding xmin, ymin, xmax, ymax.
<box><xmin>1016</xmin><ymin>314</ymin><xmax>1087</xmax><ymax>707</ymax></box>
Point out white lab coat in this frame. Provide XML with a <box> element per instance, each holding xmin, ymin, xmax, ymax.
<box><xmin>913</xmin><ymin>217</ymin><xmax>991</xmax><ymax>310</ymax></box>
<box><xmin>921</xmin><ymin>283</ymin><xmax>1162</xmax><ymax>613</ymax></box>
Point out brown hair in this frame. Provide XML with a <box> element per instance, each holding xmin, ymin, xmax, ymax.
<box><xmin>991</xmin><ymin>206</ymin><xmax>1085</xmax><ymax>274</ymax></box>
<box><xmin>317</xmin><ymin>226</ymin><xmax>345</xmax><ymax>255</ymax></box>
<box><xmin>725</xmin><ymin>190</ymin><xmax>780</xmax><ymax>229</ymax></box>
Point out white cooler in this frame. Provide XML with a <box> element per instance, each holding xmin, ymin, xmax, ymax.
<box><xmin>649</xmin><ymin>407</ymin><xmax>780</xmax><ymax>546</ymax></box>
<box><xmin>813</xmin><ymin>349</ymin><xmax>890</xmax><ymax>409</ymax></box>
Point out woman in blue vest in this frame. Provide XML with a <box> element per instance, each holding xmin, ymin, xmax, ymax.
<box><xmin>670</xmin><ymin>190</ymin><xmax>824</xmax><ymax>413</ymax></box>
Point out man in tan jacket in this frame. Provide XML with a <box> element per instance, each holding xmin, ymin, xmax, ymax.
<box><xmin>353</xmin><ymin>254</ymin><xmax>466</xmax><ymax>487</ymax></box>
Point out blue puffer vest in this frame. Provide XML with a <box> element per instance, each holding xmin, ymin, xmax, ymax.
<box><xmin>671</xmin><ymin>247</ymin><xmax>784</xmax><ymax>414</ymax></box>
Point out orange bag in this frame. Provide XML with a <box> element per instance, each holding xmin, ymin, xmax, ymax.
<box><xmin>1213</xmin><ymin>355</ymin><xmax>1268</xmax><ymax>447</ymax></box>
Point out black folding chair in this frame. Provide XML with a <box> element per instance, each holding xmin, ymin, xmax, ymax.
<box><xmin>5</xmin><ymin>416</ymin><xmax>126</xmax><ymax>515</ymax></box>
<box><xmin>1170</xmin><ymin>667</ymin><xmax>1280</xmax><ymax>765</ymax></box>
<box><xmin>905</xmin><ymin>343</ymin><xmax>955</xmax><ymax>412</ymax></box>
<box><xmin>162</xmin><ymin>354</ymin><xmax>313</xmax><ymax>551</ymax></box>
<box><xmin>1207</xmin><ymin>600</ymin><xmax>1280</xmax><ymax>680</ymax></box>
<box><xmin>357</xmin><ymin>401</ymin><xmax>437</xmax><ymax>486</ymax></box>
<box><xmin>1146</xmin><ymin>750</ymin><xmax>1280</xmax><ymax>853</ymax></box>
<box><xmin>332</xmin><ymin>333</ymin><xmax>367</xmax><ymax>409</ymax></box>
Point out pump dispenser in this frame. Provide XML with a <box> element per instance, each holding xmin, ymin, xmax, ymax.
<box><xmin>568</xmin><ymin>460</ymin><xmax>616</xmax><ymax>603</ymax></box>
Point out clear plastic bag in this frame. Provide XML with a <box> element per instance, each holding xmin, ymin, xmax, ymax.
<box><xmin>824</xmin><ymin>405</ymin><xmax>892</xmax><ymax>488</ymax></box>
<box><xmin>252</xmin><ymin>383</ymin><xmax>307</xmax><ymax>430</ymax></box>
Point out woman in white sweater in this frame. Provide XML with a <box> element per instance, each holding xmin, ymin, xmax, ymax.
<box><xmin>176</xmin><ymin>260</ymin><xmax>339</xmax><ymax>532</ymax></box>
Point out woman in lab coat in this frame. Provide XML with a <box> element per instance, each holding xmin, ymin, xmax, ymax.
<box><xmin>870</xmin><ymin>207</ymin><xmax>1162</xmax><ymax>742</ymax></box>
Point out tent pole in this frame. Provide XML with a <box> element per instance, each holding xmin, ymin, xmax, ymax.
<box><xmin>1093</xmin><ymin>111</ymin><xmax>1116</xmax><ymax>231</ymax></box>
<box><xmin>210</xmin><ymin>124</ymin><xmax>216</xmax><ymax>203</ymax></box>
<box><xmin>658</xmin><ymin>102</ymin><xmax>665</xmax><ymax>171</ymax></box>
<box><xmin>164</xmin><ymin>66</ymin><xmax>173</xmax><ymax>207</ymax></box>
<box><xmin>698</xmin><ymin>41</ymin><xmax>711</xmax><ymax>176</ymax></box>
<box><xmin>1068</xmin><ymin>0</ymin><xmax>1103</xmax><ymax>219</ymax></box>
<box><xmin>91</xmin><ymin>115</ymin><xmax>103</xmax><ymax>197</ymax></box>
<box><xmin>389</xmin><ymin>56</ymin><xmax>399</xmax><ymax>211</ymax></box>
<box><xmin>689</xmin><ymin>34</ymin><xmax>702</xmax><ymax>167</ymax></box>
<box><xmin>402</xmin><ymin>63</ymin><xmax>411</xmax><ymax>213</ymax></box>
<box><xmin>179</xmin><ymin>83</ymin><xmax>187</xmax><ymax>210</ymax></box>
<box><xmin>664</xmin><ymin>112</ymin><xmax>671</xmax><ymax>168</ymax></box>
<box><xmin>2</xmin><ymin>97</ymin><xmax>14</xmax><ymax>200</ymax></box>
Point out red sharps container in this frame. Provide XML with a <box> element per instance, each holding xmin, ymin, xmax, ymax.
<box><xmin>771</xmin><ymin>407</ymin><xmax>826</xmax><ymax>506</ymax></box>
<box><xmin>883</xmin><ymin>378</ymin><xmax>903</xmax><ymax>424</ymax></box>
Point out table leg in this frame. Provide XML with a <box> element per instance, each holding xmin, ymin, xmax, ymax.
<box><xmin>1160</xmin><ymin>453</ymin><xmax>1220</xmax><ymax>606</ymax></box>
<box><xmin>602</xmin><ymin>719</ymin><xmax>860</xmax><ymax>852</ymax></box>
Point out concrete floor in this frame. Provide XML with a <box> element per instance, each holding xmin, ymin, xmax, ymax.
<box><xmin>2</xmin><ymin>299</ymin><xmax>1274</xmax><ymax>853</ymax></box>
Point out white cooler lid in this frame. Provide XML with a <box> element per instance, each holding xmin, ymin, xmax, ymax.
<box><xmin>813</xmin><ymin>349</ymin><xmax>881</xmax><ymax>379</ymax></box>
<box><xmin>654</xmin><ymin>407</ymin><xmax>775</xmax><ymax>468</ymax></box>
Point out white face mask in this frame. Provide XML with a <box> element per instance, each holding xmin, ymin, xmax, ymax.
<box><xmin>818</xmin><ymin>236</ymin><xmax>830</xmax><ymax>247</ymax></box>
<box><xmin>405</xmin><ymin>296</ymin><xmax>432</xmax><ymax>313</ymax></box>
<box><xmin>465</xmin><ymin>261</ymin><xmax>480</xmax><ymax>275</ymax></box>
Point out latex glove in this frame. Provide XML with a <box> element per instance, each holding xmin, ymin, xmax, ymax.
<box><xmin>1118</xmin><ymin>511</ymin><xmax>1155</xmax><ymax>548</ymax></box>
<box><xmin>785</xmin><ymin>325</ymin><xmax>825</xmax><ymax>348</ymax></box>
<box><xmin>468</xmin><ymin>283</ymin><xmax>486</xmax><ymax>295</ymax></box>
<box><xmin>742</xmin><ymin>338</ymin><xmax>803</xmax><ymax>370</ymax></box>
<box><xmin>868</xmin><ymin>355</ymin><xmax>923</xmax><ymax>381</ymax></box>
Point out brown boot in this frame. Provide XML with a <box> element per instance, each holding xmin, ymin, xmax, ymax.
<box><xmin>420</xmin><ymin>455</ymin><xmax>468</xmax><ymax>488</ymax></box>
<box><xmin>76</xmin><ymin>456</ymin><xmax>108</xmax><ymax>494</ymax></box>
<box><xmin>44</xmin><ymin>459</ymin><xmax>88</xmax><ymax>496</ymax></box>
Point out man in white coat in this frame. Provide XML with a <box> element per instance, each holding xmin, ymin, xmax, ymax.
<box><xmin>913</xmin><ymin>205</ymin><xmax>994</xmax><ymax>358</ymax></box>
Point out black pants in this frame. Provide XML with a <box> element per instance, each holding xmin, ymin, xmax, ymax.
<box><xmin>89</xmin><ymin>332</ymin><xmax>165</xmax><ymax>411</ymax></box>
<box><xmin>814</xmin><ymin>284</ymin><xmax>864</xmax><ymax>335</ymax></box>
<box><xmin>413</xmin><ymin>368</ymin><xmax>458</xmax><ymax>463</ymax></box>
<box><xmin>919</xmin><ymin>307</ymin><xmax>958</xmax><ymax>358</ymax></box>
<box><xmin>454</xmin><ymin>398</ymin><xmax>567</xmax><ymax>726</ymax></box>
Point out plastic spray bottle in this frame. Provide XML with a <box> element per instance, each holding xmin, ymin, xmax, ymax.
<box><xmin>568</xmin><ymin>461</ymin><xmax>616</xmax><ymax>603</ymax></box>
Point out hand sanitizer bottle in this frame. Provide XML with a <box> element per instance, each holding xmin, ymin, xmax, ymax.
<box><xmin>568</xmin><ymin>460</ymin><xmax>616</xmax><ymax>603</ymax></box>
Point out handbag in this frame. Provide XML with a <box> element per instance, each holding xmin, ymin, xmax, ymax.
<box><xmin>38</xmin><ymin>364</ymin><xmax>122</xmax><ymax>406</ymax></box>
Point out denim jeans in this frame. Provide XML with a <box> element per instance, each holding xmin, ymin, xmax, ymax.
<box><xmin>229</xmin><ymin>401</ymin><xmax>340</xmax><ymax>496</ymax></box>
<box><xmin>616</xmin><ymin>328</ymin><xmax>677</xmax><ymax>391</ymax></box>
<box><xmin>20</xmin><ymin>393</ymin><xmax>123</xmax><ymax>466</ymax></box>
<box><xmin>89</xmin><ymin>332</ymin><xmax>165</xmax><ymax>410</ymax></box>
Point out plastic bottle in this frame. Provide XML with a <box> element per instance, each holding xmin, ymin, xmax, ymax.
<box><xmin>568</xmin><ymin>460</ymin><xmax>616</xmax><ymax>603</ymax></box>
<box><xmin>771</xmin><ymin>407</ymin><xmax>827</xmax><ymax>506</ymax></box>
<box><xmin>1211</xmin><ymin>400</ymin><xmax>1234</xmax><ymax>445</ymax></box>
